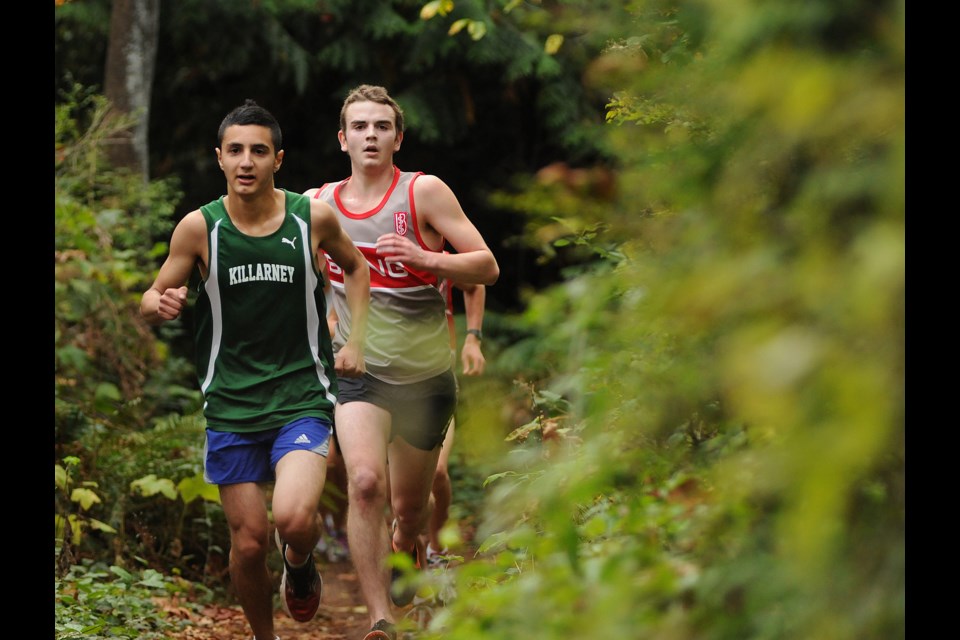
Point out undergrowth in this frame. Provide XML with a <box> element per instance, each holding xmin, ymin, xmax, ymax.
<box><xmin>55</xmin><ymin>559</ymin><xmax>214</xmax><ymax>639</ymax></box>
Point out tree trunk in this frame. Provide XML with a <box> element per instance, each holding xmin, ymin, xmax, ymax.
<box><xmin>103</xmin><ymin>0</ymin><xmax>160</xmax><ymax>179</ymax></box>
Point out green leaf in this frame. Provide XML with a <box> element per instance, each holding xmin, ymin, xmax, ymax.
<box><xmin>467</xmin><ymin>20</ymin><xmax>487</xmax><ymax>41</ymax></box>
<box><xmin>130</xmin><ymin>474</ymin><xmax>178</xmax><ymax>500</ymax></box>
<box><xmin>505</xmin><ymin>421</ymin><xmax>539</xmax><ymax>442</ymax></box>
<box><xmin>55</xmin><ymin>464</ymin><xmax>68</xmax><ymax>491</ymax></box>
<box><xmin>483</xmin><ymin>471</ymin><xmax>520</xmax><ymax>487</ymax></box>
<box><xmin>55</xmin><ymin>514</ymin><xmax>66</xmax><ymax>542</ymax></box>
<box><xmin>88</xmin><ymin>518</ymin><xmax>117</xmax><ymax>534</ymax></box>
<box><xmin>68</xmin><ymin>514</ymin><xmax>83</xmax><ymax>545</ymax></box>
<box><xmin>177</xmin><ymin>473</ymin><xmax>221</xmax><ymax>504</ymax></box>
<box><xmin>581</xmin><ymin>514</ymin><xmax>608</xmax><ymax>538</ymax></box>
<box><xmin>70</xmin><ymin>487</ymin><xmax>102</xmax><ymax>511</ymax></box>
<box><xmin>93</xmin><ymin>382</ymin><xmax>122</xmax><ymax>413</ymax></box>
<box><xmin>109</xmin><ymin>565</ymin><xmax>134</xmax><ymax>582</ymax></box>
<box><xmin>137</xmin><ymin>569</ymin><xmax>168</xmax><ymax>589</ymax></box>
<box><xmin>476</xmin><ymin>531</ymin><xmax>510</xmax><ymax>555</ymax></box>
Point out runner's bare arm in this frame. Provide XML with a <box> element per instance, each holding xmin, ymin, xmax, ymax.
<box><xmin>458</xmin><ymin>283</ymin><xmax>486</xmax><ymax>376</ymax></box>
<box><xmin>375</xmin><ymin>174</ymin><xmax>499</xmax><ymax>286</ymax></box>
<box><xmin>312</xmin><ymin>199</ymin><xmax>369</xmax><ymax>377</ymax></box>
<box><xmin>140</xmin><ymin>210</ymin><xmax>207</xmax><ymax>325</ymax></box>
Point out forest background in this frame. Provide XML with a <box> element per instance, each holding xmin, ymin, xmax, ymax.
<box><xmin>54</xmin><ymin>1</ymin><xmax>905</xmax><ymax>639</ymax></box>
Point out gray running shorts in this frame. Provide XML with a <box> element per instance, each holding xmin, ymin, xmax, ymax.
<box><xmin>336</xmin><ymin>369</ymin><xmax>456</xmax><ymax>450</ymax></box>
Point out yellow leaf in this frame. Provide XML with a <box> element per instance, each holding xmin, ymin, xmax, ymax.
<box><xmin>68</xmin><ymin>514</ymin><xmax>84</xmax><ymax>545</ymax></box>
<box><xmin>71</xmin><ymin>487</ymin><xmax>102</xmax><ymax>511</ymax></box>
<box><xmin>468</xmin><ymin>21</ymin><xmax>487</xmax><ymax>41</ymax></box>
<box><xmin>420</xmin><ymin>0</ymin><xmax>454</xmax><ymax>20</ymax></box>
<box><xmin>55</xmin><ymin>464</ymin><xmax>67</xmax><ymax>491</ymax></box>
<box><xmin>130</xmin><ymin>473</ymin><xmax>178</xmax><ymax>500</ymax></box>
<box><xmin>55</xmin><ymin>515</ymin><xmax>66</xmax><ymax>543</ymax></box>
<box><xmin>449</xmin><ymin>18</ymin><xmax>469</xmax><ymax>36</ymax></box>
<box><xmin>545</xmin><ymin>34</ymin><xmax>564</xmax><ymax>55</ymax></box>
<box><xmin>177</xmin><ymin>473</ymin><xmax>222</xmax><ymax>504</ymax></box>
<box><xmin>88</xmin><ymin>518</ymin><xmax>117</xmax><ymax>534</ymax></box>
<box><xmin>420</xmin><ymin>0</ymin><xmax>441</xmax><ymax>19</ymax></box>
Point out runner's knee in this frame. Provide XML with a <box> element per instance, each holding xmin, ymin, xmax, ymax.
<box><xmin>349</xmin><ymin>466</ymin><xmax>387</xmax><ymax>506</ymax></box>
<box><xmin>230</xmin><ymin>528</ymin><xmax>270</xmax><ymax>565</ymax></box>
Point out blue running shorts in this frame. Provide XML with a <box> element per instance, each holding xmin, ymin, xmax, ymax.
<box><xmin>203</xmin><ymin>416</ymin><xmax>332</xmax><ymax>485</ymax></box>
<box><xmin>336</xmin><ymin>369</ymin><xmax>456</xmax><ymax>451</ymax></box>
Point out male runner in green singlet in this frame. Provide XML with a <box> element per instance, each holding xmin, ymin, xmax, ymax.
<box><xmin>141</xmin><ymin>99</ymin><xmax>370</xmax><ymax>640</ymax></box>
<box><xmin>304</xmin><ymin>85</ymin><xmax>499</xmax><ymax>640</ymax></box>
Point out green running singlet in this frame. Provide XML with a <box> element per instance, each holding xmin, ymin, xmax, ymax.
<box><xmin>193</xmin><ymin>190</ymin><xmax>338</xmax><ymax>433</ymax></box>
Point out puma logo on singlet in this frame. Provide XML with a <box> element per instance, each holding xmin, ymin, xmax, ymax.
<box><xmin>281</xmin><ymin>237</ymin><xmax>297</xmax><ymax>249</ymax></box>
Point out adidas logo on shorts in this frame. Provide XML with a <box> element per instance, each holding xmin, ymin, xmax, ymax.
<box><xmin>294</xmin><ymin>434</ymin><xmax>312</xmax><ymax>444</ymax></box>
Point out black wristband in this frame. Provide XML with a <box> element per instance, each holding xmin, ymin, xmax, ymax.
<box><xmin>466</xmin><ymin>329</ymin><xmax>483</xmax><ymax>341</ymax></box>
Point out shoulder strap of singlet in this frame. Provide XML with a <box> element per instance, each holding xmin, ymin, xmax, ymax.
<box><xmin>283</xmin><ymin>189</ymin><xmax>311</xmax><ymax>222</ymax></box>
<box><xmin>311</xmin><ymin>183</ymin><xmax>332</xmax><ymax>198</ymax></box>
<box><xmin>406</xmin><ymin>171</ymin><xmax>447</xmax><ymax>252</ymax></box>
<box><xmin>199</xmin><ymin>196</ymin><xmax>228</xmax><ymax>227</ymax></box>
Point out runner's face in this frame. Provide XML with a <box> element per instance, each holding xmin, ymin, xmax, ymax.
<box><xmin>339</xmin><ymin>101</ymin><xmax>402</xmax><ymax>168</ymax></box>
<box><xmin>216</xmin><ymin>124</ymin><xmax>282</xmax><ymax>195</ymax></box>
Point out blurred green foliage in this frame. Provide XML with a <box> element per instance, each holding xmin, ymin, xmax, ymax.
<box><xmin>423</xmin><ymin>0</ymin><xmax>904</xmax><ymax>639</ymax></box>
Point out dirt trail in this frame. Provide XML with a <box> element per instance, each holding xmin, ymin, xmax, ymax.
<box><xmin>163</xmin><ymin>558</ymin><xmax>381</xmax><ymax>640</ymax></box>
<box><xmin>157</xmin><ymin>508</ymin><xmax>472</xmax><ymax>639</ymax></box>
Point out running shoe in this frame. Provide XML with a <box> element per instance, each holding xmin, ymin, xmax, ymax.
<box><xmin>275</xmin><ymin>529</ymin><xmax>322</xmax><ymax>622</ymax></box>
<box><xmin>425</xmin><ymin>543</ymin><xmax>449</xmax><ymax>567</ymax></box>
<box><xmin>363</xmin><ymin>618</ymin><xmax>396</xmax><ymax>640</ymax></box>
